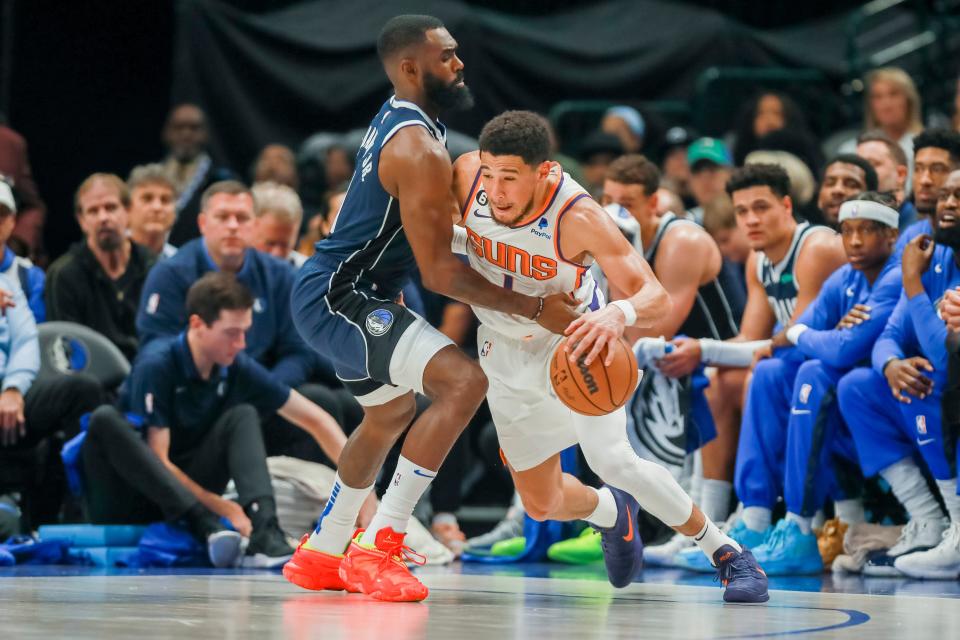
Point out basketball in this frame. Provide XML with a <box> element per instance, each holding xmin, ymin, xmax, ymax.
<box><xmin>550</xmin><ymin>337</ymin><xmax>639</xmax><ymax>416</ymax></box>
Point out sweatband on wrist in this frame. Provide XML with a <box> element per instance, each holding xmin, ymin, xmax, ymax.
<box><xmin>786</xmin><ymin>324</ymin><xmax>809</xmax><ymax>345</ymax></box>
<box><xmin>699</xmin><ymin>339</ymin><xmax>772</xmax><ymax>367</ymax></box>
<box><xmin>608</xmin><ymin>299</ymin><xmax>637</xmax><ymax>326</ymax></box>
<box><xmin>451</xmin><ymin>225</ymin><xmax>468</xmax><ymax>255</ymax></box>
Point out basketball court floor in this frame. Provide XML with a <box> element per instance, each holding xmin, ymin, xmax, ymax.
<box><xmin>2</xmin><ymin>562</ymin><xmax>958</xmax><ymax>639</ymax></box>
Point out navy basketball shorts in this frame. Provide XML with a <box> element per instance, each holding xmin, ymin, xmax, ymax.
<box><xmin>292</xmin><ymin>266</ymin><xmax>453</xmax><ymax>407</ymax></box>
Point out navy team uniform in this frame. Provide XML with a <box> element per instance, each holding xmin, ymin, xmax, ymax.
<box><xmin>735</xmin><ymin>256</ymin><xmax>901</xmax><ymax>517</ymax></box>
<box><xmin>292</xmin><ymin>97</ymin><xmax>455</xmax><ymax>406</ymax></box>
<box><xmin>838</xmin><ymin>243</ymin><xmax>960</xmax><ymax>490</ymax></box>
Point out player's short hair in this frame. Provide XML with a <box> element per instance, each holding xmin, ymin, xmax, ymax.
<box><xmin>200</xmin><ymin>180</ymin><xmax>251</xmax><ymax>212</ymax></box>
<box><xmin>857</xmin><ymin>130</ymin><xmax>908</xmax><ymax>167</ymax></box>
<box><xmin>74</xmin><ymin>173</ymin><xmax>130</xmax><ymax>214</ymax></box>
<box><xmin>913</xmin><ymin>128</ymin><xmax>960</xmax><ymax>167</ymax></box>
<box><xmin>605</xmin><ymin>155</ymin><xmax>660</xmax><ymax>197</ymax></box>
<box><xmin>377</xmin><ymin>15</ymin><xmax>445</xmax><ymax>61</ymax></box>
<box><xmin>855</xmin><ymin>190</ymin><xmax>898</xmax><ymax>208</ymax></box>
<box><xmin>824</xmin><ymin>154</ymin><xmax>879</xmax><ymax>192</ymax></box>
<box><xmin>478</xmin><ymin>110</ymin><xmax>551</xmax><ymax>167</ymax></box>
<box><xmin>127</xmin><ymin>163</ymin><xmax>178</xmax><ymax>196</ymax></box>
<box><xmin>186</xmin><ymin>272</ymin><xmax>254</xmax><ymax>326</ymax></box>
<box><xmin>252</xmin><ymin>181</ymin><xmax>303</xmax><ymax>226</ymax></box>
<box><xmin>702</xmin><ymin>194</ymin><xmax>737</xmax><ymax>234</ymax></box>
<box><xmin>725</xmin><ymin>163</ymin><xmax>791</xmax><ymax>199</ymax></box>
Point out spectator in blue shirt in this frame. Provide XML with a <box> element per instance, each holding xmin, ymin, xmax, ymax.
<box><xmin>856</xmin><ymin>130</ymin><xmax>916</xmax><ymax>229</ymax></box>
<box><xmin>0</xmin><ymin>181</ymin><xmax>44</xmax><ymax>321</ymax></box>
<box><xmin>84</xmin><ymin>273</ymin><xmax>355</xmax><ymax>568</ymax></box>
<box><xmin>0</xmin><ymin>274</ymin><xmax>102</xmax><ymax>523</ymax></box>
<box><xmin>137</xmin><ymin>181</ymin><xmax>349</xmax><ymax>461</ymax></box>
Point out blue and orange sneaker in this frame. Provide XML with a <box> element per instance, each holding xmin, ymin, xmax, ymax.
<box><xmin>339</xmin><ymin>528</ymin><xmax>429</xmax><ymax>602</ymax></box>
<box><xmin>593</xmin><ymin>486</ymin><xmax>643</xmax><ymax>588</ymax></box>
<box><xmin>714</xmin><ymin>545</ymin><xmax>769</xmax><ymax>603</ymax></box>
<box><xmin>283</xmin><ymin>534</ymin><xmax>360</xmax><ymax>593</ymax></box>
<box><xmin>675</xmin><ymin>519</ymin><xmax>771</xmax><ymax>573</ymax></box>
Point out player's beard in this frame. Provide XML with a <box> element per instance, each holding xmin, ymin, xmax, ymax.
<box><xmin>934</xmin><ymin>223</ymin><xmax>960</xmax><ymax>250</ymax></box>
<box><xmin>424</xmin><ymin>71</ymin><xmax>474</xmax><ymax>112</ymax></box>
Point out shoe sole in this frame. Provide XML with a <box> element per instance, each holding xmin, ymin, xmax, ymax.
<box><xmin>207</xmin><ymin>531</ymin><xmax>244</xmax><ymax>568</ymax></box>
<box><xmin>283</xmin><ymin>560</ymin><xmax>357</xmax><ymax>592</ymax></box>
<box><xmin>894</xmin><ymin>567</ymin><xmax>960</xmax><ymax>580</ymax></box>
<box><xmin>242</xmin><ymin>552</ymin><xmax>294</xmax><ymax>569</ymax></box>
<box><xmin>340</xmin><ymin>558</ymin><xmax>428</xmax><ymax>602</ymax></box>
<box><xmin>723</xmin><ymin>593</ymin><xmax>770</xmax><ymax>604</ymax></box>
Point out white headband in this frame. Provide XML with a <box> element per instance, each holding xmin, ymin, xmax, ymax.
<box><xmin>838</xmin><ymin>200</ymin><xmax>899</xmax><ymax>229</ymax></box>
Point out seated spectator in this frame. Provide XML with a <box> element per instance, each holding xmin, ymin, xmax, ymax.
<box><xmin>837</xmin><ymin>170</ymin><xmax>960</xmax><ymax>579</ymax></box>
<box><xmin>576</xmin><ymin>131</ymin><xmax>623</xmax><ymax>198</ymax></box>
<box><xmin>137</xmin><ymin>180</ymin><xmax>348</xmax><ymax>459</ymax></box>
<box><xmin>83</xmin><ymin>273</ymin><xmax>352</xmax><ymax>567</ymax></box>
<box><xmin>731</xmin><ymin>192</ymin><xmax>901</xmax><ymax>575</ymax></box>
<box><xmin>840</xmin><ymin>67</ymin><xmax>923</xmax><ymax>188</ymax></box>
<box><xmin>601</xmin><ymin>105</ymin><xmax>645</xmax><ymax>154</ymax></box>
<box><xmin>46</xmin><ymin>173</ymin><xmax>157</xmax><ymax>361</ymax></box>
<box><xmin>253</xmin><ymin>144</ymin><xmax>299</xmax><ymax>190</ymax></box>
<box><xmin>816</xmin><ymin>155</ymin><xmax>878</xmax><ymax>227</ymax></box>
<box><xmin>324</xmin><ymin>145</ymin><xmax>354</xmax><ymax>190</ymax></box>
<box><xmin>856</xmin><ymin>130</ymin><xmax>912</xmax><ymax>227</ymax></box>
<box><xmin>732</xmin><ymin>92</ymin><xmax>822</xmax><ymax>170</ymax></box>
<box><xmin>659</xmin><ymin>126</ymin><xmax>696</xmax><ymax>208</ymax></box>
<box><xmin>895</xmin><ymin>129</ymin><xmax>960</xmax><ymax>258</ymax></box>
<box><xmin>0</xmin><ymin>275</ymin><xmax>103</xmax><ymax>524</ymax></box>
<box><xmin>654</xmin><ymin>187</ymin><xmax>686</xmax><ymax>219</ymax></box>
<box><xmin>297</xmin><ymin>187</ymin><xmax>346</xmax><ymax>258</ymax></box>
<box><xmin>252</xmin><ymin>181</ymin><xmax>307</xmax><ymax>268</ymax></box>
<box><xmin>686</xmin><ymin>137</ymin><xmax>733</xmax><ymax>224</ymax></box>
<box><xmin>161</xmin><ymin>104</ymin><xmax>236</xmax><ymax>246</ymax></box>
<box><xmin>0</xmin><ymin>117</ymin><xmax>46</xmax><ymax>259</ymax></box>
<box><xmin>701</xmin><ymin>194</ymin><xmax>748</xmax><ymax>317</ymax></box>
<box><xmin>127</xmin><ymin>164</ymin><xmax>178</xmax><ymax>258</ymax></box>
<box><xmin>0</xmin><ymin>181</ymin><xmax>44</xmax><ymax>320</ymax></box>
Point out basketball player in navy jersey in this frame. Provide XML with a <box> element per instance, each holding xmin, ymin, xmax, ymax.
<box><xmin>282</xmin><ymin>16</ymin><xmax>576</xmax><ymax>602</ymax></box>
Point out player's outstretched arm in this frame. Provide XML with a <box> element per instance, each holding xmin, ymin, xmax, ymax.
<box><xmin>381</xmin><ymin>128</ymin><xmax>576</xmax><ymax>332</ymax></box>
<box><xmin>559</xmin><ymin>199</ymin><xmax>671</xmax><ymax>365</ymax></box>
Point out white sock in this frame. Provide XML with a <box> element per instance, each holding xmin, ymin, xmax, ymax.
<box><xmin>693</xmin><ymin>519</ymin><xmax>742</xmax><ymax>563</ymax></box>
<box><xmin>741</xmin><ymin>506</ymin><xmax>772</xmax><ymax>533</ymax></box>
<box><xmin>700</xmin><ymin>479</ymin><xmax>733</xmax><ymax>524</ymax></box>
<box><xmin>584</xmin><ymin>486</ymin><xmax>618</xmax><ymax>529</ymax></box>
<box><xmin>880</xmin><ymin>458</ymin><xmax>943</xmax><ymax>521</ymax></box>
<box><xmin>307</xmin><ymin>474</ymin><xmax>373</xmax><ymax>555</ymax></box>
<box><xmin>935</xmin><ymin>478</ymin><xmax>960</xmax><ymax>522</ymax></box>
<box><xmin>786</xmin><ymin>512</ymin><xmax>813</xmax><ymax>534</ymax></box>
<box><xmin>361</xmin><ymin>455</ymin><xmax>435</xmax><ymax>546</ymax></box>
<box><xmin>834</xmin><ymin>499</ymin><xmax>866</xmax><ymax>525</ymax></box>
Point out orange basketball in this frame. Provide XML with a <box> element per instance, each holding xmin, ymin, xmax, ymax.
<box><xmin>550</xmin><ymin>337</ymin><xmax>639</xmax><ymax>416</ymax></box>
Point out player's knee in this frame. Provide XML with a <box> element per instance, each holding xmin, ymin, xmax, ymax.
<box><xmin>837</xmin><ymin>367</ymin><xmax>871</xmax><ymax>413</ymax></box>
<box><xmin>87</xmin><ymin>405</ymin><xmax>127</xmax><ymax>439</ymax></box>
<box><xmin>752</xmin><ymin>357</ymin><xmax>785</xmax><ymax>385</ymax></box>
<box><xmin>441</xmin><ymin>360</ymin><xmax>488</xmax><ymax>406</ymax></box>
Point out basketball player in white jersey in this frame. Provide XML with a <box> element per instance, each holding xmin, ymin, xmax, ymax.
<box><xmin>451</xmin><ymin>111</ymin><xmax>768</xmax><ymax>602</ymax></box>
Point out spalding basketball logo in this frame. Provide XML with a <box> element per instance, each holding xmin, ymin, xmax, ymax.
<box><xmin>575</xmin><ymin>356</ymin><xmax>599</xmax><ymax>395</ymax></box>
<box><xmin>365</xmin><ymin>309</ymin><xmax>394</xmax><ymax>336</ymax></box>
<box><xmin>48</xmin><ymin>335</ymin><xmax>89</xmax><ymax>374</ymax></box>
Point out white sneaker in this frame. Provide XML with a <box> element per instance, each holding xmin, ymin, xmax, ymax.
<box><xmin>465</xmin><ymin>510</ymin><xmax>524</xmax><ymax>551</ymax></box>
<box><xmin>644</xmin><ymin>532</ymin><xmax>694</xmax><ymax>567</ymax></box>
<box><xmin>894</xmin><ymin>521</ymin><xmax>960</xmax><ymax>579</ymax></box>
<box><xmin>863</xmin><ymin>517</ymin><xmax>948</xmax><ymax>576</ymax></box>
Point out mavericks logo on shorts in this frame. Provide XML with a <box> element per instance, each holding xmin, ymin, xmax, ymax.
<box><xmin>366</xmin><ymin>309</ymin><xmax>394</xmax><ymax>336</ymax></box>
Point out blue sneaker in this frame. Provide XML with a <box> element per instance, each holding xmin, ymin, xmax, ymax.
<box><xmin>674</xmin><ymin>519</ymin><xmax>770</xmax><ymax>573</ymax></box>
<box><xmin>750</xmin><ymin>519</ymin><xmax>823</xmax><ymax>576</ymax></box>
<box><xmin>592</xmin><ymin>485</ymin><xmax>643</xmax><ymax>587</ymax></box>
<box><xmin>714</xmin><ymin>545</ymin><xmax>769</xmax><ymax>603</ymax></box>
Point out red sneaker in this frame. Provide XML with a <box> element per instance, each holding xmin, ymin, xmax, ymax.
<box><xmin>338</xmin><ymin>528</ymin><xmax>429</xmax><ymax>602</ymax></box>
<box><xmin>283</xmin><ymin>535</ymin><xmax>360</xmax><ymax>593</ymax></box>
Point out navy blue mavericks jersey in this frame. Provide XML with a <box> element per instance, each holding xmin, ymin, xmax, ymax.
<box><xmin>311</xmin><ymin>96</ymin><xmax>447</xmax><ymax>301</ymax></box>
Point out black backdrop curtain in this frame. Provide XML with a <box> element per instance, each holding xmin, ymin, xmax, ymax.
<box><xmin>173</xmin><ymin>0</ymin><xmax>853</xmax><ymax>172</ymax></box>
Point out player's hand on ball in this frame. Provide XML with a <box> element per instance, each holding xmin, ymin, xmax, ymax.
<box><xmin>564</xmin><ymin>305</ymin><xmax>625</xmax><ymax>366</ymax></box>
<box><xmin>656</xmin><ymin>337</ymin><xmax>701</xmax><ymax>379</ymax></box>
<box><xmin>536</xmin><ymin>292</ymin><xmax>580</xmax><ymax>334</ymax></box>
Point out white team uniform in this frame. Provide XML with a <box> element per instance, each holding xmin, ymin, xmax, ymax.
<box><xmin>461</xmin><ymin>164</ymin><xmax>607</xmax><ymax>471</ymax></box>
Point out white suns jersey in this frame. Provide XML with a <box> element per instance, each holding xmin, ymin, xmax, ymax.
<box><xmin>461</xmin><ymin>164</ymin><xmax>604</xmax><ymax>340</ymax></box>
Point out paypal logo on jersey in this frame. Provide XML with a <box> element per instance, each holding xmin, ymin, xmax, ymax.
<box><xmin>530</xmin><ymin>217</ymin><xmax>552</xmax><ymax>239</ymax></box>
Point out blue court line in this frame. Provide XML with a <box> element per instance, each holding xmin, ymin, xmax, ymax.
<box><xmin>429</xmin><ymin>587</ymin><xmax>871</xmax><ymax>638</ymax></box>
